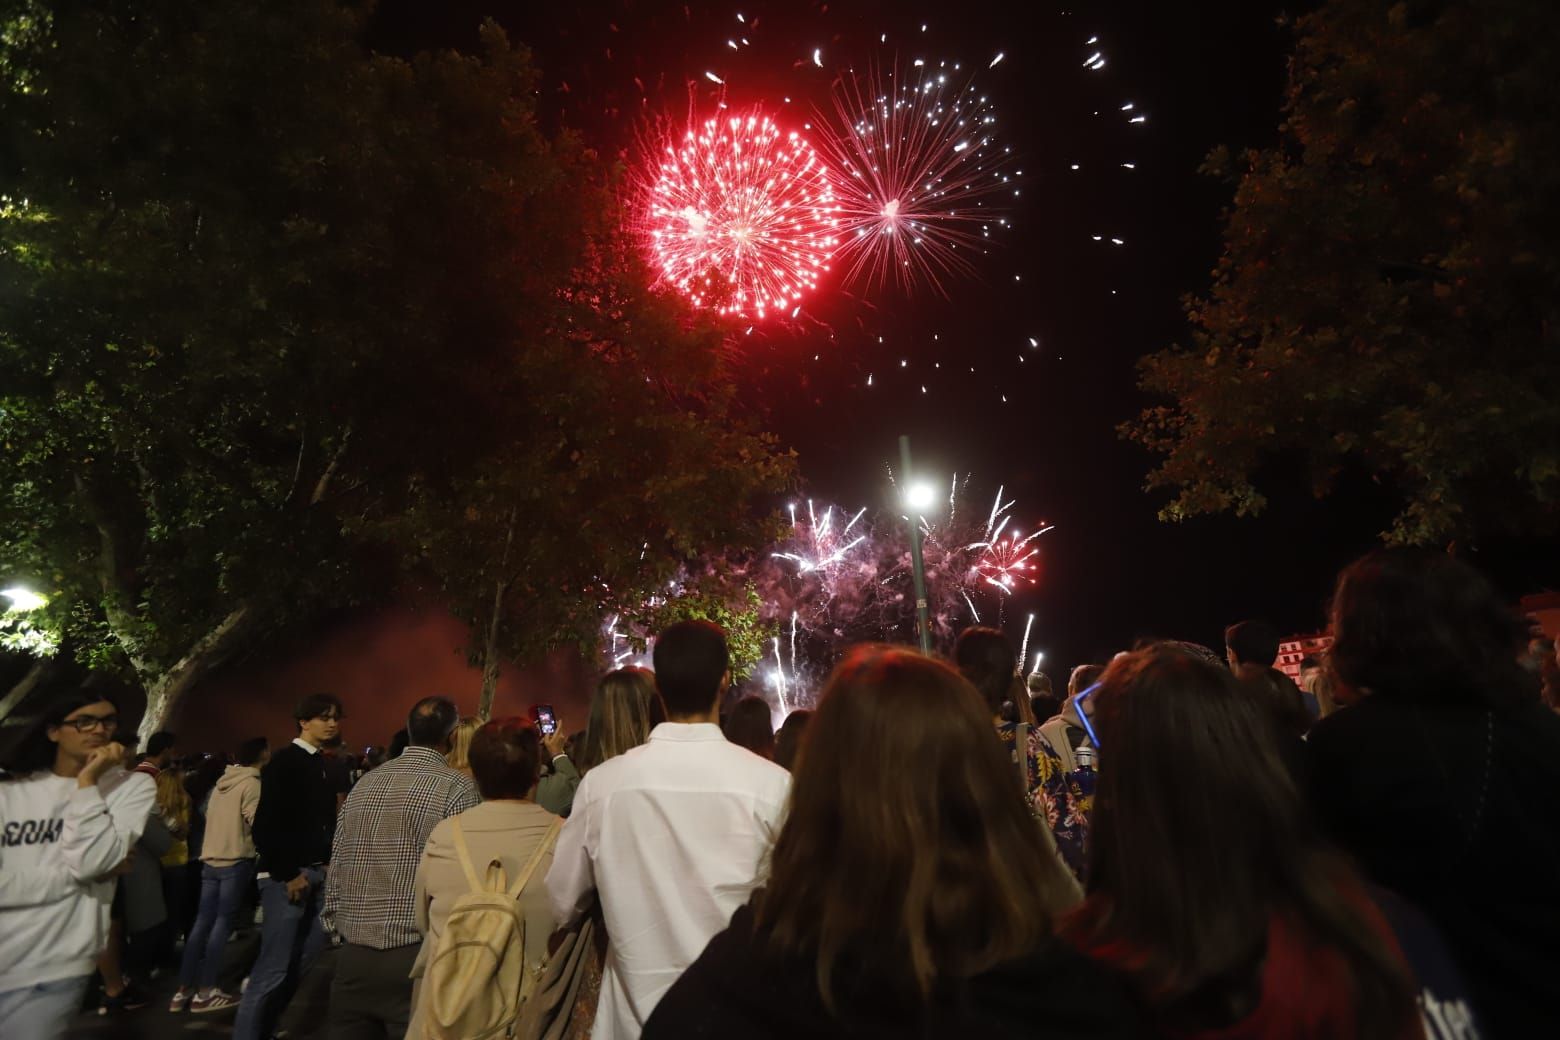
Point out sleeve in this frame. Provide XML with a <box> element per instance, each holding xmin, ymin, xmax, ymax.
<box><xmin>544</xmin><ymin>778</ymin><xmax>597</xmax><ymax>927</ymax></box>
<box><xmin>320</xmin><ymin>798</ymin><xmax>350</xmax><ymax>937</ymax></box>
<box><xmin>414</xmin><ymin>829</ymin><xmax>440</xmax><ymax>938</ymax></box>
<box><xmin>58</xmin><ymin>772</ymin><xmax>155</xmax><ymax>883</ymax></box>
<box><xmin>253</xmin><ymin>756</ymin><xmax>301</xmax><ymax>883</ymax></box>
<box><xmin>535</xmin><ymin>755</ymin><xmax>581</xmax><ymax>816</ymax></box>
<box><xmin>1026</xmin><ymin>730</ymin><xmax>1088</xmax><ymax>882</ymax></box>
<box><xmin>240</xmin><ymin>777</ymin><xmax>260</xmax><ymax>827</ymax></box>
<box><xmin>446</xmin><ymin>775</ymin><xmax>481</xmax><ymax>817</ymax></box>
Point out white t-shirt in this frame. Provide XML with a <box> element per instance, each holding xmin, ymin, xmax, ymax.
<box><xmin>545</xmin><ymin>723</ymin><xmax>790</xmax><ymax>1040</ymax></box>
<box><xmin>0</xmin><ymin>767</ymin><xmax>156</xmax><ymax>990</ymax></box>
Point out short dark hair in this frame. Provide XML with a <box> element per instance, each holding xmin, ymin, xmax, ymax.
<box><xmin>236</xmin><ymin>737</ymin><xmax>269</xmax><ymax>766</ymax></box>
<box><xmin>1224</xmin><ymin>620</ymin><xmax>1280</xmax><ymax>667</ymax></box>
<box><xmin>1299</xmin><ymin>655</ymin><xmax>1322</xmax><ymax>672</ymax></box>
<box><xmin>1330</xmin><ymin>549</ymin><xmax>1533</xmax><ymax>709</ymax></box>
<box><xmin>145</xmin><ymin>731</ymin><xmax>178</xmax><ymax>757</ymax></box>
<box><xmin>653</xmin><ymin>621</ymin><xmax>730</xmax><ymax>717</ymax></box>
<box><xmin>954</xmin><ymin>627</ymin><xmax>1016</xmax><ymax>715</ymax></box>
<box><xmin>468</xmin><ymin>718</ymin><xmax>542</xmax><ymax>800</ymax></box>
<box><xmin>407</xmin><ymin>696</ymin><xmax>461</xmax><ymax>747</ymax></box>
<box><xmin>294</xmin><ymin>693</ymin><xmax>344</xmax><ymax>727</ymax></box>
<box><xmin>722</xmin><ymin>696</ymin><xmax>775</xmax><ymax>758</ymax></box>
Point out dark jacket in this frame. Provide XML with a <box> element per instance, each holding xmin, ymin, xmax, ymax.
<box><xmin>253</xmin><ymin>741</ymin><xmax>337</xmax><ymax>883</ymax></box>
<box><xmin>1308</xmin><ymin>696</ymin><xmax>1560</xmax><ymax>1039</ymax></box>
<box><xmin>642</xmin><ymin>904</ymin><xmax>1144</xmax><ymax>1040</ymax></box>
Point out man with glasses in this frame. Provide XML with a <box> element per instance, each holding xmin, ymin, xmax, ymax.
<box><xmin>0</xmin><ymin>693</ymin><xmax>155</xmax><ymax>1040</ymax></box>
<box><xmin>233</xmin><ymin>692</ymin><xmax>344</xmax><ymax>1040</ymax></box>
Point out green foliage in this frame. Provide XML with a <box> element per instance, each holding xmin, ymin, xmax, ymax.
<box><xmin>619</xmin><ymin>579</ymin><xmax>776</xmax><ymax>683</ymax></box>
<box><xmin>1124</xmin><ymin>0</ymin><xmax>1560</xmax><ymax>545</ymax></box>
<box><xmin>0</xmin><ymin>0</ymin><xmax>793</xmax><ymax>720</ymax></box>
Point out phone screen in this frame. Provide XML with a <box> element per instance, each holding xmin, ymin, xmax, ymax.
<box><xmin>530</xmin><ymin>704</ymin><xmax>557</xmax><ymax>736</ymax></box>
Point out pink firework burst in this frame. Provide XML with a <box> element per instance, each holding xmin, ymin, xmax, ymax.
<box><xmin>965</xmin><ymin>487</ymin><xmax>1053</xmax><ymax>595</ymax></box>
<box><xmin>815</xmin><ymin>60</ymin><xmax>1015</xmax><ymax>293</ymax></box>
<box><xmin>642</xmin><ymin>108</ymin><xmax>839</xmax><ymax>320</ymax></box>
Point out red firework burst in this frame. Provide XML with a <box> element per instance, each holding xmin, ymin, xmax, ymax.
<box><xmin>642</xmin><ymin>109</ymin><xmax>839</xmax><ymax>320</ymax></box>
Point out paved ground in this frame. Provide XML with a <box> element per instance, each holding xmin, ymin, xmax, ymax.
<box><xmin>64</xmin><ymin>929</ymin><xmax>334</xmax><ymax>1040</ymax></box>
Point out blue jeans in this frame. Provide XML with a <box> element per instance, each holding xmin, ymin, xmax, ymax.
<box><xmin>0</xmin><ymin>975</ymin><xmax>90</xmax><ymax>1040</ymax></box>
<box><xmin>232</xmin><ymin>867</ymin><xmax>326</xmax><ymax>1040</ymax></box>
<box><xmin>178</xmin><ymin>860</ymin><xmax>255</xmax><ymax>990</ymax></box>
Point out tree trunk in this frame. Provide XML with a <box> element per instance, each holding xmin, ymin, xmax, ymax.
<box><xmin>0</xmin><ymin>658</ymin><xmax>49</xmax><ymax>726</ymax></box>
<box><xmin>477</xmin><ymin>579</ymin><xmax>507</xmax><ymax>722</ymax></box>
<box><xmin>137</xmin><ymin>604</ymin><xmax>254</xmax><ymax>746</ymax></box>
<box><xmin>476</xmin><ymin>507</ymin><xmax>519</xmax><ymax>722</ymax></box>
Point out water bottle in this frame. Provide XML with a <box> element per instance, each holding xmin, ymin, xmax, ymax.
<box><xmin>1072</xmin><ymin>740</ymin><xmax>1097</xmax><ymax>801</ymax></box>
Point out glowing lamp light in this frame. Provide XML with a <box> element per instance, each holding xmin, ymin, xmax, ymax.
<box><xmin>904</xmin><ymin>482</ymin><xmax>938</xmax><ymax>513</ymax></box>
<box><xmin>1</xmin><ymin>586</ymin><xmax>47</xmax><ymax>612</ymax></box>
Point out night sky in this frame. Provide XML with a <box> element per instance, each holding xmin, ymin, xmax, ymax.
<box><xmin>364</xmin><ymin>0</ymin><xmax>1444</xmax><ymax>675</ymax></box>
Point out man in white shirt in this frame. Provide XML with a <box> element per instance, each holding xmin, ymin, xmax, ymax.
<box><xmin>547</xmin><ymin>620</ymin><xmax>790</xmax><ymax>1040</ymax></box>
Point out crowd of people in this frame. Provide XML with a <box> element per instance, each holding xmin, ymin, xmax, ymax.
<box><xmin>1</xmin><ymin>548</ymin><xmax>1558</xmax><ymax>1040</ymax></box>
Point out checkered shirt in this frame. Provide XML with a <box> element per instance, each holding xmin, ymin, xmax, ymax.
<box><xmin>321</xmin><ymin>746</ymin><xmax>480</xmax><ymax>949</ymax></box>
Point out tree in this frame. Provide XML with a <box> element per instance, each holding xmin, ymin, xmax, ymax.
<box><xmin>1125</xmin><ymin>0</ymin><xmax>1560</xmax><ymax>545</ymax></box>
<box><xmin>0</xmin><ymin>1</ymin><xmax>792</xmax><ymax>739</ymax></box>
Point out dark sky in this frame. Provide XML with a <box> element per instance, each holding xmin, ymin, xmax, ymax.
<box><xmin>366</xmin><ymin>0</ymin><xmax>1418</xmax><ymax>676</ymax></box>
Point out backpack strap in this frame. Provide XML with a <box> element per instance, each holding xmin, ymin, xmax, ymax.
<box><xmin>449</xmin><ymin>816</ymin><xmax>486</xmax><ymax>893</ymax></box>
<box><xmin>505</xmin><ymin>817</ymin><xmax>562</xmax><ymax>900</ymax></box>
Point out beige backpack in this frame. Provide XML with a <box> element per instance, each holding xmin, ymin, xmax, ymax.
<box><xmin>424</xmin><ymin>816</ymin><xmax>562</xmax><ymax>1040</ymax></box>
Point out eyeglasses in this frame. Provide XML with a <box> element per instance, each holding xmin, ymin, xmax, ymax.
<box><xmin>1074</xmin><ymin>682</ymin><xmax>1103</xmax><ymax>749</ymax></box>
<box><xmin>59</xmin><ymin>714</ymin><xmax>119</xmax><ymax>734</ymax></box>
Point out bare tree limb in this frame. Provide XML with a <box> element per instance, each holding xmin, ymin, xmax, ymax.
<box><xmin>310</xmin><ymin>426</ymin><xmax>352</xmax><ymax>506</ymax></box>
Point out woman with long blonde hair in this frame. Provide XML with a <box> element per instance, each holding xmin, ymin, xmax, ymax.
<box><xmin>443</xmin><ymin>716</ymin><xmax>480</xmax><ymax>777</ymax></box>
<box><xmin>577</xmin><ymin>667</ymin><xmax>664</xmax><ymax>773</ymax></box>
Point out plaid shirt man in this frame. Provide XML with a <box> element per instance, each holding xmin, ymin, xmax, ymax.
<box><xmin>321</xmin><ymin>746</ymin><xmax>479</xmax><ymax>949</ymax></box>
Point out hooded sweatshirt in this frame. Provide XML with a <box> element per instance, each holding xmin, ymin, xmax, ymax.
<box><xmin>0</xmin><ymin>766</ymin><xmax>156</xmax><ymax>990</ymax></box>
<box><xmin>1038</xmin><ymin>697</ymin><xmax>1089</xmax><ymax>776</ymax></box>
<box><xmin>202</xmin><ymin>764</ymin><xmax>261</xmax><ymax>867</ymax></box>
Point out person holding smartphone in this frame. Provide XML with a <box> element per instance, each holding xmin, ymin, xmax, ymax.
<box><xmin>0</xmin><ymin>691</ymin><xmax>156</xmax><ymax>1040</ymax></box>
<box><xmin>531</xmin><ymin>705</ymin><xmax>580</xmax><ymax>816</ymax></box>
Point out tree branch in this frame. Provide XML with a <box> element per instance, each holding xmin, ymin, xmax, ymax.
<box><xmin>0</xmin><ymin>659</ymin><xmax>49</xmax><ymax>726</ymax></box>
<box><xmin>139</xmin><ymin>603</ymin><xmax>255</xmax><ymax>743</ymax></box>
<box><xmin>310</xmin><ymin>426</ymin><xmax>352</xmax><ymax>506</ymax></box>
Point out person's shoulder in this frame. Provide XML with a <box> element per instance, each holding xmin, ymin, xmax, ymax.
<box><xmin>103</xmin><ymin>765</ymin><xmax>155</xmax><ymax>802</ymax></box>
<box><xmin>976</xmin><ymin>939</ymin><xmax>1146</xmax><ymax>1035</ymax></box>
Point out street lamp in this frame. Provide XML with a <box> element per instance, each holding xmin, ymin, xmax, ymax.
<box><xmin>1</xmin><ymin>586</ymin><xmax>46</xmax><ymax>612</ymax></box>
<box><xmin>898</xmin><ymin>435</ymin><xmax>935</xmax><ymax>654</ymax></box>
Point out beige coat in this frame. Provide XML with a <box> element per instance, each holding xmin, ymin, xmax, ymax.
<box><xmin>408</xmin><ymin>799</ymin><xmax>560</xmax><ymax>1039</ymax></box>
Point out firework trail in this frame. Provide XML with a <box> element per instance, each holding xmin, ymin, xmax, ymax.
<box><xmin>814</xmin><ymin>59</ymin><xmax>1016</xmax><ymax>294</ymax></box>
<box><xmin>641</xmin><ymin>106</ymin><xmax>839</xmax><ymax>319</ymax></box>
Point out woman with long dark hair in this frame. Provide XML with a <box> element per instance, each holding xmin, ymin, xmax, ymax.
<box><xmin>642</xmin><ymin>647</ymin><xmax>1138</xmax><ymax>1039</ymax></box>
<box><xmin>0</xmin><ymin>690</ymin><xmax>156</xmax><ymax>1039</ymax></box>
<box><xmin>1063</xmin><ymin>645</ymin><xmax>1421</xmax><ymax>1038</ymax></box>
<box><xmin>1311</xmin><ymin>550</ymin><xmax>1560</xmax><ymax>1038</ymax></box>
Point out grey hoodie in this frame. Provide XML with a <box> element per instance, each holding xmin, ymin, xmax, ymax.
<box><xmin>202</xmin><ymin>764</ymin><xmax>261</xmax><ymax>867</ymax></box>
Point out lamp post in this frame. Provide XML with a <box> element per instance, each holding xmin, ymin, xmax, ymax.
<box><xmin>899</xmin><ymin>435</ymin><xmax>934</xmax><ymax>654</ymax></box>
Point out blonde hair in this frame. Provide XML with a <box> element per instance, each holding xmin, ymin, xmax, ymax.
<box><xmin>444</xmin><ymin>716</ymin><xmax>481</xmax><ymax>774</ymax></box>
<box><xmin>155</xmin><ymin>769</ymin><xmax>190</xmax><ymax>831</ymax></box>
<box><xmin>579</xmin><ymin>667</ymin><xmax>664</xmax><ymax>772</ymax></box>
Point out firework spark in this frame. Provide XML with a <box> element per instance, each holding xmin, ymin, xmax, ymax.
<box><xmin>642</xmin><ymin>108</ymin><xmax>839</xmax><ymax>319</ymax></box>
<box><xmin>964</xmin><ymin>487</ymin><xmax>1054</xmax><ymax>594</ymax></box>
<box><xmin>814</xmin><ymin>60</ymin><xmax>1015</xmax><ymax>293</ymax></box>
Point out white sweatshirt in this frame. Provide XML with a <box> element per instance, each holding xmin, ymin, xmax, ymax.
<box><xmin>0</xmin><ymin>767</ymin><xmax>156</xmax><ymax>990</ymax></box>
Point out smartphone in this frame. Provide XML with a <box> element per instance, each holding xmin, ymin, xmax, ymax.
<box><xmin>529</xmin><ymin>704</ymin><xmax>558</xmax><ymax>736</ymax></box>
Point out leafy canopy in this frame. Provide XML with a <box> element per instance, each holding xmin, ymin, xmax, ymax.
<box><xmin>1125</xmin><ymin>0</ymin><xmax>1560</xmax><ymax>545</ymax></box>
